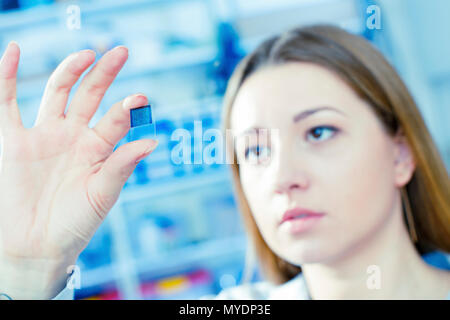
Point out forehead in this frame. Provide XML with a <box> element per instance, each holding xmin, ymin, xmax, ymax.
<box><xmin>230</xmin><ymin>62</ymin><xmax>361</xmax><ymax>132</ymax></box>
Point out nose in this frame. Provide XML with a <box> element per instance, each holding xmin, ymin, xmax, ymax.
<box><xmin>275</xmin><ymin>180</ymin><xmax>305</xmax><ymax>194</ymax></box>
<box><xmin>274</xmin><ymin>177</ymin><xmax>309</xmax><ymax>195</ymax></box>
<box><xmin>272</xmin><ymin>149</ymin><xmax>310</xmax><ymax>195</ymax></box>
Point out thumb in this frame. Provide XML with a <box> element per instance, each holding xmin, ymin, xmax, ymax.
<box><xmin>87</xmin><ymin>139</ymin><xmax>158</xmax><ymax>218</ymax></box>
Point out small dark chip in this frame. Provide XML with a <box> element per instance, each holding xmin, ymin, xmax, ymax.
<box><xmin>130</xmin><ymin>105</ymin><xmax>152</xmax><ymax>127</ymax></box>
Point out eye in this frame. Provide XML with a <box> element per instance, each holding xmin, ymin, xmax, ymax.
<box><xmin>306</xmin><ymin>126</ymin><xmax>338</xmax><ymax>142</ymax></box>
<box><xmin>244</xmin><ymin>145</ymin><xmax>271</xmax><ymax>164</ymax></box>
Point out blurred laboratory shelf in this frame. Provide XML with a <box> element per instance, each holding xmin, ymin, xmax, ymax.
<box><xmin>120</xmin><ymin>169</ymin><xmax>230</xmax><ymax>203</ymax></box>
<box><xmin>235</xmin><ymin>0</ymin><xmax>364</xmax><ymax>52</ymax></box>
<box><xmin>79</xmin><ymin>233</ymin><xmax>247</xmax><ymax>290</ymax></box>
<box><xmin>0</xmin><ymin>0</ymin><xmax>205</xmax><ymax>29</ymax></box>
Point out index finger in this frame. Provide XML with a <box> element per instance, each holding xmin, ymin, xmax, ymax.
<box><xmin>66</xmin><ymin>46</ymin><xmax>128</xmax><ymax>124</ymax></box>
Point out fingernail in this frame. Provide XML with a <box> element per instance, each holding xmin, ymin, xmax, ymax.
<box><xmin>1</xmin><ymin>41</ymin><xmax>18</xmax><ymax>60</ymax></box>
<box><xmin>73</xmin><ymin>50</ymin><xmax>96</xmax><ymax>68</ymax></box>
<box><xmin>143</xmin><ymin>140</ymin><xmax>158</xmax><ymax>154</ymax></box>
<box><xmin>123</xmin><ymin>93</ymin><xmax>147</xmax><ymax>110</ymax></box>
<box><xmin>135</xmin><ymin>153</ymin><xmax>148</xmax><ymax>164</ymax></box>
<box><xmin>111</xmin><ymin>45</ymin><xmax>128</xmax><ymax>54</ymax></box>
<box><xmin>79</xmin><ymin>49</ymin><xmax>96</xmax><ymax>58</ymax></box>
<box><xmin>147</xmin><ymin>140</ymin><xmax>158</xmax><ymax>152</ymax></box>
<box><xmin>8</xmin><ymin>41</ymin><xmax>18</xmax><ymax>48</ymax></box>
<box><xmin>1</xmin><ymin>41</ymin><xmax>19</xmax><ymax>75</ymax></box>
<box><xmin>135</xmin><ymin>141</ymin><xmax>158</xmax><ymax>163</ymax></box>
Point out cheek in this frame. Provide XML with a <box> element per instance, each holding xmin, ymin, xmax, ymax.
<box><xmin>240</xmin><ymin>168</ymin><xmax>264</xmax><ymax>211</ymax></box>
<box><xmin>320</xmin><ymin>125</ymin><xmax>397</xmax><ymax>235</ymax></box>
<box><xmin>240</xmin><ymin>168</ymin><xmax>275</xmax><ymax>230</ymax></box>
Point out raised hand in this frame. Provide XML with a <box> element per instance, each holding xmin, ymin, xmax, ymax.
<box><xmin>0</xmin><ymin>42</ymin><xmax>158</xmax><ymax>299</ymax></box>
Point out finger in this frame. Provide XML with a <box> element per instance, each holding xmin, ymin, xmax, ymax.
<box><xmin>66</xmin><ymin>46</ymin><xmax>128</xmax><ymax>124</ymax></box>
<box><xmin>35</xmin><ymin>49</ymin><xmax>96</xmax><ymax>125</ymax></box>
<box><xmin>93</xmin><ymin>93</ymin><xmax>148</xmax><ymax>147</ymax></box>
<box><xmin>86</xmin><ymin>139</ymin><xmax>158</xmax><ymax>219</ymax></box>
<box><xmin>0</xmin><ymin>41</ymin><xmax>22</xmax><ymax>132</ymax></box>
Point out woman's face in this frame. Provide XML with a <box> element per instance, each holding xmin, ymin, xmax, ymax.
<box><xmin>230</xmin><ymin>62</ymin><xmax>414</xmax><ymax>265</ymax></box>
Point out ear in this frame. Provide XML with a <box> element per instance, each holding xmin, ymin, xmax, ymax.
<box><xmin>393</xmin><ymin>129</ymin><xmax>416</xmax><ymax>188</ymax></box>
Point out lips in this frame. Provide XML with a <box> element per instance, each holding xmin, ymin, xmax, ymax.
<box><xmin>280</xmin><ymin>207</ymin><xmax>324</xmax><ymax>225</ymax></box>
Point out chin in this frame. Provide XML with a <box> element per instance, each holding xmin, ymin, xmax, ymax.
<box><xmin>275</xmin><ymin>240</ymin><xmax>333</xmax><ymax>265</ymax></box>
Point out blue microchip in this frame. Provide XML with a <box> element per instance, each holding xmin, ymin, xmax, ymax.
<box><xmin>130</xmin><ymin>105</ymin><xmax>152</xmax><ymax>128</ymax></box>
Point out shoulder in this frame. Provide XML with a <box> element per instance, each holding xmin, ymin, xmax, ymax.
<box><xmin>200</xmin><ymin>273</ymin><xmax>309</xmax><ymax>300</ymax></box>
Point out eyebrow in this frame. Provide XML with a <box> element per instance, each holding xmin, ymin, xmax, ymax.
<box><xmin>237</xmin><ymin>106</ymin><xmax>346</xmax><ymax>137</ymax></box>
<box><xmin>293</xmin><ymin>106</ymin><xmax>346</xmax><ymax>123</ymax></box>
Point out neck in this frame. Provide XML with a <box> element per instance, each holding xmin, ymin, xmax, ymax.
<box><xmin>300</xmin><ymin>193</ymin><xmax>433</xmax><ymax>299</ymax></box>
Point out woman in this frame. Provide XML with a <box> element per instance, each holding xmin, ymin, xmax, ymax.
<box><xmin>0</xmin><ymin>25</ymin><xmax>449</xmax><ymax>300</ymax></box>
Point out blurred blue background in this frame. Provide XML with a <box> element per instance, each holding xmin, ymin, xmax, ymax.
<box><xmin>0</xmin><ymin>0</ymin><xmax>449</xmax><ymax>299</ymax></box>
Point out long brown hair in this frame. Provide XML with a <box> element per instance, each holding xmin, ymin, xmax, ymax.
<box><xmin>222</xmin><ymin>25</ymin><xmax>450</xmax><ymax>285</ymax></box>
